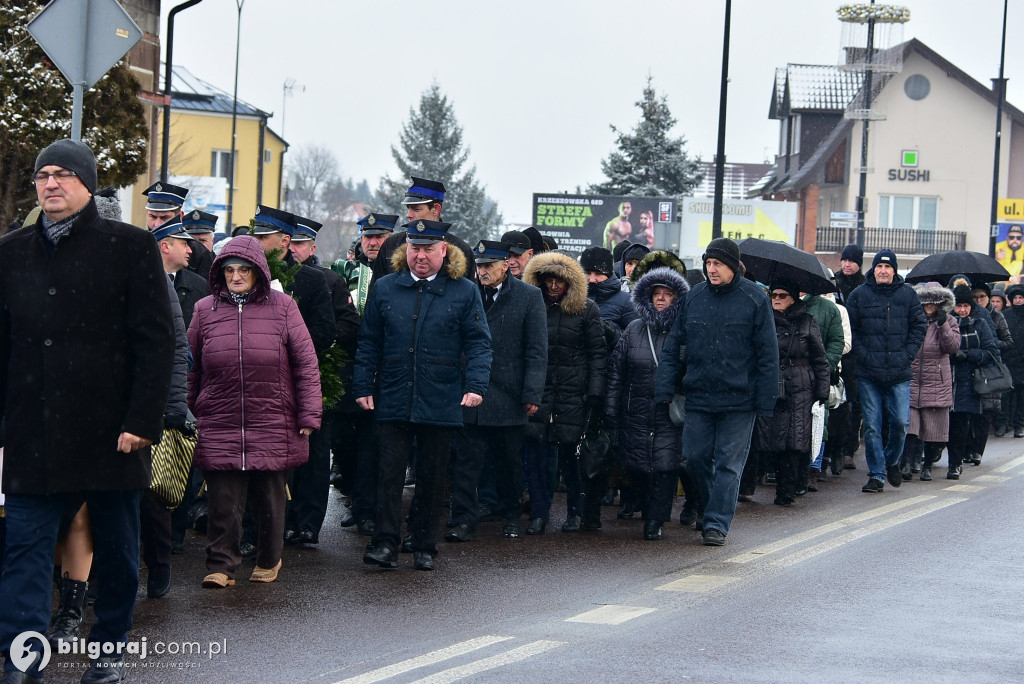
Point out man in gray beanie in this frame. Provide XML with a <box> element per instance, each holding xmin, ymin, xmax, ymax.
<box><xmin>654</xmin><ymin>237</ymin><xmax>778</xmax><ymax>546</ymax></box>
<box><xmin>0</xmin><ymin>139</ymin><xmax>174</xmax><ymax>683</ymax></box>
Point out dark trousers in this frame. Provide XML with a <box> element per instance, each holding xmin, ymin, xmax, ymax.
<box><xmin>0</xmin><ymin>489</ymin><xmax>143</xmax><ymax>671</ymax></box>
<box><xmin>140</xmin><ymin>489</ymin><xmax>171</xmax><ymax>574</ymax></box>
<box><xmin>286</xmin><ymin>425</ymin><xmax>331</xmax><ymax>537</ymax></box>
<box><xmin>967</xmin><ymin>411</ymin><xmax>991</xmax><ymax>458</ymax></box>
<box><xmin>171</xmin><ymin>465</ymin><xmax>206</xmax><ymax>544</ymax></box>
<box><xmin>683</xmin><ymin>410</ymin><xmax>755</xmax><ymax>536</ymax></box>
<box><xmin>524</xmin><ymin>439</ymin><xmax>560</xmax><ymax>520</ymax></box>
<box><xmin>349</xmin><ymin>411</ymin><xmax>379</xmax><ymax>523</ymax></box>
<box><xmin>561</xmin><ymin>446</ymin><xmax>607</xmax><ymax>521</ymax></box>
<box><xmin>948</xmin><ymin>412</ymin><xmax>973</xmax><ymax>469</ymax></box>
<box><xmin>373</xmin><ymin>422</ymin><xmax>452</xmax><ymax>556</ymax></box>
<box><xmin>632</xmin><ymin>470</ymin><xmax>677</xmax><ymax>523</ymax></box>
<box><xmin>1005</xmin><ymin>384</ymin><xmax>1024</xmax><ymax>431</ymax></box>
<box><xmin>453</xmin><ymin>425</ymin><xmax>526</xmax><ymax>527</ymax></box>
<box><xmin>773</xmin><ymin>449</ymin><xmax>804</xmax><ymax>502</ymax></box>
<box><xmin>204</xmin><ymin>470</ymin><xmax>287</xmax><ymax>577</ymax></box>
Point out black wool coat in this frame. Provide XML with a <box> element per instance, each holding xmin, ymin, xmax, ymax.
<box><xmin>753</xmin><ymin>301</ymin><xmax>831</xmax><ymax>454</ymax></box>
<box><xmin>280</xmin><ymin>251</ymin><xmax>337</xmax><ymax>354</ymax></box>
<box><xmin>463</xmin><ymin>272</ymin><xmax>548</xmax><ymax>427</ymax></box>
<box><xmin>174</xmin><ymin>266</ymin><xmax>210</xmax><ymax>330</ymax></box>
<box><xmin>0</xmin><ymin>200</ymin><xmax>174</xmax><ymax>494</ymax></box>
<box><xmin>523</xmin><ymin>252</ymin><xmax>607</xmax><ymax>444</ymax></box>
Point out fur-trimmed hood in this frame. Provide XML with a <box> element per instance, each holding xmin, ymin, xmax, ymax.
<box><xmin>632</xmin><ymin>267</ymin><xmax>690</xmax><ymax>332</ymax></box>
<box><xmin>629</xmin><ymin>250</ymin><xmax>687</xmax><ymax>285</ymax></box>
<box><xmin>913</xmin><ymin>282</ymin><xmax>954</xmax><ymax>312</ymax></box>
<box><xmin>522</xmin><ymin>251</ymin><xmax>589</xmax><ymax>315</ymax></box>
<box><xmin>1006</xmin><ymin>283</ymin><xmax>1024</xmax><ymax>302</ymax></box>
<box><xmin>390</xmin><ymin>241</ymin><xmax>468</xmax><ymax>280</ymax></box>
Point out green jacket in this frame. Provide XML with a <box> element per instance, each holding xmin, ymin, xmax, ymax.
<box><xmin>802</xmin><ymin>295</ymin><xmax>845</xmax><ymax>373</ymax></box>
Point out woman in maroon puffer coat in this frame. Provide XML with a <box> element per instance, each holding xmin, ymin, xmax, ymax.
<box><xmin>187</xmin><ymin>235</ymin><xmax>321</xmax><ymax>588</ymax></box>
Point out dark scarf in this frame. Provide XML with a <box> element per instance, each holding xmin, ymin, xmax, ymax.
<box><xmin>543</xmin><ymin>289</ymin><xmax>567</xmax><ymax>305</ymax></box>
<box><xmin>229</xmin><ymin>291</ymin><xmax>250</xmax><ymax>306</ymax></box>
<box><xmin>40</xmin><ymin>206</ymin><xmax>86</xmax><ymax>247</ymax></box>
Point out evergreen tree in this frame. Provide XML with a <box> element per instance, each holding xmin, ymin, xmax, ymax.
<box><xmin>589</xmin><ymin>76</ymin><xmax>703</xmax><ymax>199</ymax></box>
<box><xmin>0</xmin><ymin>2</ymin><xmax>148</xmax><ymax>232</ymax></box>
<box><xmin>378</xmin><ymin>84</ymin><xmax>502</xmax><ymax>245</ymax></box>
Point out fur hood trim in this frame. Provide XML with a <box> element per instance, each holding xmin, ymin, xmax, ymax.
<box><xmin>522</xmin><ymin>251</ymin><xmax>589</xmax><ymax>315</ymax></box>
<box><xmin>391</xmin><ymin>241</ymin><xmax>468</xmax><ymax>280</ymax></box>
<box><xmin>1005</xmin><ymin>284</ymin><xmax>1024</xmax><ymax>301</ymax></box>
<box><xmin>913</xmin><ymin>282</ymin><xmax>954</xmax><ymax>311</ymax></box>
<box><xmin>630</xmin><ymin>250</ymin><xmax>687</xmax><ymax>284</ymax></box>
<box><xmin>632</xmin><ymin>267</ymin><xmax>690</xmax><ymax>332</ymax></box>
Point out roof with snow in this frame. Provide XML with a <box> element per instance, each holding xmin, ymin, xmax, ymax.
<box><xmin>167</xmin><ymin>64</ymin><xmax>270</xmax><ymax>118</ymax></box>
<box><xmin>770</xmin><ymin>64</ymin><xmax>864</xmax><ymax>118</ymax></box>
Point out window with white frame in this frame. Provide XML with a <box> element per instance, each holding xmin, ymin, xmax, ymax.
<box><xmin>211</xmin><ymin>150</ymin><xmax>235</xmax><ymax>183</ymax></box>
<box><xmin>791</xmin><ymin>115</ymin><xmax>801</xmax><ymax>155</ymax></box>
<box><xmin>877</xmin><ymin>195</ymin><xmax>938</xmax><ymax>230</ymax></box>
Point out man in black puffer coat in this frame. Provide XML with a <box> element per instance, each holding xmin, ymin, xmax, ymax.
<box><xmin>580</xmin><ymin>246</ymin><xmax>637</xmax><ymax>332</ymax></box>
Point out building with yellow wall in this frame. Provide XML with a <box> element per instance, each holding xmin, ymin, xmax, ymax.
<box><xmin>128</xmin><ymin>65</ymin><xmax>287</xmax><ymax>232</ymax></box>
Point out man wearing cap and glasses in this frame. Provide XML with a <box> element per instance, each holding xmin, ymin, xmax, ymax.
<box><xmin>369</xmin><ymin>177</ymin><xmax>478</xmax><ymax>284</ymax></box>
<box><xmin>447</xmin><ymin>240</ymin><xmax>547</xmax><ymax>541</ymax></box>
<box><xmin>0</xmin><ymin>139</ymin><xmax>174</xmax><ymax>682</ymax></box>
<box><xmin>250</xmin><ymin>205</ymin><xmax>336</xmax><ymax>546</ymax></box>
<box><xmin>355</xmin><ymin>219</ymin><xmax>492</xmax><ymax>571</ymax></box>
<box><xmin>501</xmin><ymin>229</ymin><xmax>535</xmax><ymax>279</ymax></box>
<box><xmin>997</xmin><ymin>224</ymin><xmax>1024</xmax><ymax>277</ymax></box>
<box><xmin>142</xmin><ymin>182</ymin><xmax>214</xmax><ymax>281</ymax></box>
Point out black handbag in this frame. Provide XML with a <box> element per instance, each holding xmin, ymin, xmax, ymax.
<box><xmin>972</xmin><ymin>352</ymin><xmax>1014</xmax><ymax>396</ymax></box>
<box><xmin>577</xmin><ymin>409</ymin><xmax>611</xmax><ymax>480</ymax></box>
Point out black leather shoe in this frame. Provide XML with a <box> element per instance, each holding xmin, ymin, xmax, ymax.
<box><xmin>561</xmin><ymin>515</ymin><xmax>581</xmax><ymax>532</ymax></box>
<box><xmin>679</xmin><ymin>510</ymin><xmax>697</xmax><ymax>526</ymax></box>
<box><xmin>444</xmin><ymin>523</ymin><xmax>477</xmax><ymax>542</ymax></box>
<box><xmin>171</xmin><ymin>539</ymin><xmax>184</xmax><ymax>555</ymax></box>
<box><xmin>525</xmin><ymin>518</ymin><xmax>546</xmax><ymax>535</ymax></box>
<box><xmin>192</xmin><ymin>505</ymin><xmax>208</xmax><ymax>535</ymax></box>
<box><xmin>413</xmin><ymin>552</ymin><xmax>434</xmax><ymax>571</ymax></box>
<box><xmin>617</xmin><ymin>502</ymin><xmax>638</xmax><ymax>519</ymax></box>
<box><xmin>284</xmin><ymin>529</ymin><xmax>299</xmax><ymax>545</ymax></box>
<box><xmin>582</xmin><ymin>516</ymin><xmax>602</xmax><ymax>531</ymax></box>
<box><xmin>363</xmin><ymin>545</ymin><xmax>398</xmax><ymax>569</ymax></box>
<box><xmin>503</xmin><ymin>522</ymin><xmax>521</xmax><ymax>538</ymax></box>
<box><xmin>356</xmin><ymin>519</ymin><xmax>375</xmax><ymax>536</ymax></box>
<box><xmin>81</xmin><ymin>656</ymin><xmax>126</xmax><ymax>683</ymax></box>
<box><xmin>400</xmin><ymin>534</ymin><xmax>414</xmax><ymax>553</ymax></box>
<box><xmin>147</xmin><ymin>566</ymin><xmax>171</xmax><ymax>599</ymax></box>
<box><xmin>240</xmin><ymin>541</ymin><xmax>257</xmax><ymax>559</ymax></box>
<box><xmin>298</xmin><ymin>528</ymin><xmax>318</xmax><ymax>545</ymax></box>
<box><xmin>886</xmin><ymin>464</ymin><xmax>903</xmax><ymax>488</ymax></box>
<box><xmin>643</xmin><ymin>520</ymin><xmax>663</xmax><ymax>540</ymax></box>
<box><xmin>338</xmin><ymin>504</ymin><xmax>356</xmax><ymax>527</ymax></box>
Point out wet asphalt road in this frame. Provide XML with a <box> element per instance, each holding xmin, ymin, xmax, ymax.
<box><xmin>40</xmin><ymin>437</ymin><xmax>1024</xmax><ymax>683</ymax></box>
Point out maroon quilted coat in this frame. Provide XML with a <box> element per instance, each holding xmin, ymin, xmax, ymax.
<box><xmin>187</xmin><ymin>236</ymin><xmax>322</xmax><ymax>471</ymax></box>
<box><xmin>909</xmin><ymin>283</ymin><xmax>960</xmax><ymax>409</ymax></box>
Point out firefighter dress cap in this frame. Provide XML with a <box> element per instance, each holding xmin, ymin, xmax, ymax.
<box><xmin>357</xmin><ymin>213</ymin><xmax>398</xmax><ymax>236</ymax></box>
<box><xmin>142</xmin><ymin>182</ymin><xmax>188</xmax><ymax>211</ymax></box>
<box><xmin>291</xmin><ymin>214</ymin><xmax>323</xmax><ymax>242</ymax></box>
<box><xmin>251</xmin><ymin>204</ymin><xmax>296</xmax><ymax>236</ymax></box>
<box><xmin>402</xmin><ymin>177</ymin><xmax>446</xmax><ymax>205</ymax></box>
<box><xmin>474</xmin><ymin>240</ymin><xmax>511</xmax><ymax>263</ymax></box>
<box><xmin>403</xmin><ymin>219</ymin><xmax>451</xmax><ymax>244</ymax></box>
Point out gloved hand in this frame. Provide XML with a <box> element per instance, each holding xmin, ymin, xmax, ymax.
<box><xmin>953</xmin><ymin>350</ymin><xmax>968</xmax><ymax>362</ymax></box>
<box><xmin>165</xmin><ymin>413</ymin><xmax>197</xmax><ymax>436</ymax></box>
<box><xmin>935</xmin><ymin>309</ymin><xmax>947</xmax><ymax>327</ymax></box>
<box><xmin>830</xmin><ymin>367</ymin><xmax>841</xmax><ymax>385</ymax></box>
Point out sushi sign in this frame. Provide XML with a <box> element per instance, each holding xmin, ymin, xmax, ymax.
<box><xmin>888</xmin><ymin>150</ymin><xmax>930</xmax><ymax>182</ymax></box>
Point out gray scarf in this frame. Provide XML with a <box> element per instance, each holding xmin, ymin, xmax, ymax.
<box><xmin>229</xmin><ymin>291</ymin><xmax>250</xmax><ymax>306</ymax></box>
<box><xmin>40</xmin><ymin>206</ymin><xmax>86</xmax><ymax>246</ymax></box>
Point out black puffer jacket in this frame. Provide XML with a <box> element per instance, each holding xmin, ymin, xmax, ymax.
<box><xmin>523</xmin><ymin>252</ymin><xmax>607</xmax><ymax>444</ymax></box>
<box><xmin>588</xmin><ymin>273</ymin><xmax>638</xmax><ymax>331</ymax></box>
<box><xmin>606</xmin><ymin>268</ymin><xmax>689</xmax><ymax>473</ymax></box>
<box><xmin>752</xmin><ymin>300</ymin><xmax>831</xmax><ymax>453</ymax></box>
<box><xmin>1002</xmin><ymin>285</ymin><xmax>1024</xmax><ymax>383</ymax></box>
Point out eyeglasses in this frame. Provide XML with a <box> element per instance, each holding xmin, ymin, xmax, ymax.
<box><xmin>770</xmin><ymin>292</ymin><xmax>792</xmax><ymax>300</ymax></box>
<box><xmin>974</xmin><ymin>294</ymin><xmax>989</xmax><ymax>301</ymax></box>
<box><xmin>33</xmin><ymin>169</ymin><xmax>78</xmax><ymax>184</ymax></box>
<box><xmin>223</xmin><ymin>266</ymin><xmax>252</xmax><ymax>276</ymax></box>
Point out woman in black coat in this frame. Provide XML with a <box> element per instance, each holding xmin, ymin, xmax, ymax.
<box><xmin>522</xmin><ymin>252</ymin><xmax>608</xmax><ymax>534</ymax></box>
<box><xmin>752</xmin><ymin>280</ymin><xmax>830</xmax><ymax>505</ymax></box>
<box><xmin>606</xmin><ymin>268</ymin><xmax>689</xmax><ymax>540</ymax></box>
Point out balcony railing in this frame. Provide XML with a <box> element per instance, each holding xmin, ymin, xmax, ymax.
<box><xmin>815</xmin><ymin>226</ymin><xmax>967</xmax><ymax>256</ymax></box>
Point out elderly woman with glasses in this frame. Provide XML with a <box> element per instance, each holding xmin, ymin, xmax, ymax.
<box><xmin>751</xmin><ymin>281</ymin><xmax>830</xmax><ymax>505</ymax></box>
<box><xmin>187</xmin><ymin>236</ymin><xmax>322</xmax><ymax>588</ymax></box>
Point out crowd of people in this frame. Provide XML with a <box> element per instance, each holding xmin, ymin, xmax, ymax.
<box><xmin>0</xmin><ymin>138</ymin><xmax>1017</xmax><ymax>683</ymax></box>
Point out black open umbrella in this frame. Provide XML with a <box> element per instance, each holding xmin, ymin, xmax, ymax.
<box><xmin>736</xmin><ymin>237</ymin><xmax>835</xmax><ymax>295</ymax></box>
<box><xmin>904</xmin><ymin>250</ymin><xmax>1010</xmax><ymax>285</ymax></box>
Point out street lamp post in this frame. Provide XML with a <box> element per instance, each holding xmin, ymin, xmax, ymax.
<box><xmin>160</xmin><ymin>0</ymin><xmax>205</xmax><ymax>183</ymax></box>
<box><xmin>711</xmin><ymin>0</ymin><xmax>732</xmax><ymax>241</ymax></box>
<box><xmin>226</xmin><ymin>0</ymin><xmax>245</xmax><ymax>232</ymax></box>
<box><xmin>989</xmin><ymin>0</ymin><xmax>1009</xmax><ymax>258</ymax></box>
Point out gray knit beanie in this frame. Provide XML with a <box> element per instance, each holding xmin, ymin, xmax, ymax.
<box><xmin>34</xmin><ymin>139</ymin><xmax>98</xmax><ymax>194</ymax></box>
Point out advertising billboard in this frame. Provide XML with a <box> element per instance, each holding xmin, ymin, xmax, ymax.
<box><xmin>531</xmin><ymin>193</ymin><xmax>675</xmax><ymax>256</ymax></box>
<box><xmin>996</xmin><ymin>198</ymin><xmax>1024</xmax><ymax>278</ymax></box>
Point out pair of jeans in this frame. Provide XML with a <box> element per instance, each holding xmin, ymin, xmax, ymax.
<box><xmin>0</xmin><ymin>489</ymin><xmax>143</xmax><ymax>672</ymax></box>
<box><xmin>858</xmin><ymin>378</ymin><xmax>911</xmax><ymax>481</ymax></box>
<box><xmin>683</xmin><ymin>410</ymin><xmax>756</xmax><ymax>536</ymax></box>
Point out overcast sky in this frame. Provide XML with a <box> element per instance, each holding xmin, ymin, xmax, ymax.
<box><xmin>162</xmin><ymin>1</ymin><xmax>1022</xmax><ymax>224</ymax></box>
